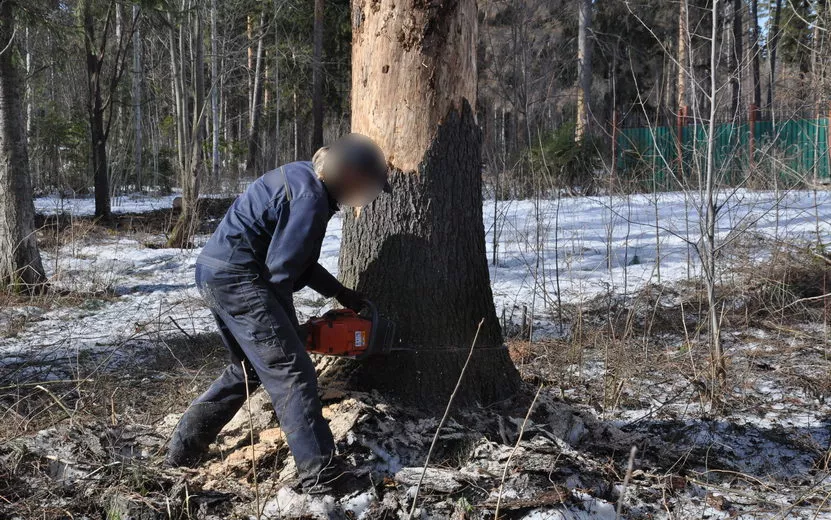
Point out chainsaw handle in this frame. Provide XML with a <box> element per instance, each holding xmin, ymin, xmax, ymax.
<box><xmin>356</xmin><ymin>298</ymin><xmax>376</xmax><ymax>316</ymax></box>
<box><xmin>353</xmin><ymin>299</ymin><xmax>379</xmax><ymax>360</ymax></box>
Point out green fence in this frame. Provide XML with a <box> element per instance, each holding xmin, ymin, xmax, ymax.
<box><xmin>616</xmin><ymin>117</ymin><xmax>831</xmax><ymax>187</ymax></box>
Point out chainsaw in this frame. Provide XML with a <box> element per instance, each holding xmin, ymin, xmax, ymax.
<box><xmin>301</xmin><ymin>300</ymin><xmax>397</xmax><ymax>359</ymax></box>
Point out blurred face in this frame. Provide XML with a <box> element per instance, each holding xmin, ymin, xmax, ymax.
<box><xmin>336</xmin><ymin>165</ymin><xmax>384</xmax><ymax>207</ymax></box>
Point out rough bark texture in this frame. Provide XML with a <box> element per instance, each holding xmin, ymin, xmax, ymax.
<box><xmin>0</xmin><ymin>2</ymin><xmax>46</xmax><ymax>289</ymax></box>
<box><xmin>332</xmin><ymin>0</ymin><xmax>520</xmax><ymax>408</ymax></box>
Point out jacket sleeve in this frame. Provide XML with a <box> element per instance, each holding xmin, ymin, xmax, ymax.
<box><xmin>305</xmin><ymin>263</ymin><xmax>343</xmax><ymax>298</ymax></box>
<box><xmin>265</xmin><ymin>194</ymin><xmax>327</xmax><ymax>295</ymax></box>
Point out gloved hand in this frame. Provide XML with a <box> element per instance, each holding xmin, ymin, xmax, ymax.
<box><xmin>335</xmin><ymin>286</ymin><xmax>366</xmax><ymax>312</ymax></box>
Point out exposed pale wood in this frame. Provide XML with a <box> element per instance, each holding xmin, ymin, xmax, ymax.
<box><xmin>350</xmin><ymin>0</ymin><xmax>478</xmax><ymax>173</ymax></box>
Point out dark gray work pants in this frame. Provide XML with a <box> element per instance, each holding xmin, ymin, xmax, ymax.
<box><xmin>168</xmin><ymin>262</ymin><xmax>335</xmax><ymax>486</ymax></box>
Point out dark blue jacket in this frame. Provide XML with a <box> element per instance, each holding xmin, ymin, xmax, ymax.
<box><xmin>198</xmin><ymin>161</ymin><xmax>342</xmax><ymax>301</ymax></box>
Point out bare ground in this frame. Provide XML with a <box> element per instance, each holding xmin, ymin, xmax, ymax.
<box><xmin>0</xmin><ymin>213</ymin><xmax>829</xmax><ymax>519</ymax></box>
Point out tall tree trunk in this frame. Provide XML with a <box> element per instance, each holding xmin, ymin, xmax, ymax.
<box><xmin>749</xmin><ymin>0</ymin><xmax>761</xmax><ymax>109</ymax></box>
<box><xmin>292</xmin><ymin>88</ymin><xmax>298</xmax><ymax>161</ymax></box>
<box><xmin>333</xmin><ymin>0</ymin><xmax>520</xmax><ymax>407</ymax></box>
<box><xmin>0</xmin><ymin>1</ymin><xmax>46</xmax><ymax>290</ymax></box>
<box><xmin>575</xmin><ymin>0</ymin><xmax>592</xmax><ymax>142</ymax></box>
<box><xmin>211</xmin><ymin>0</ymin><xmax>220</xmax><ymax>179</ymax></box>
<box><xmin>132</xmin><ymin>5</ymin><xmax>143</xmax><ymax>192</ymax></box>
<box><xmin>727</xmin><ymin>0</ymin><xmax>742</xmax><ymax>117</ymax></box>
<box><xmin>274</xmin><ymin>23</ymin><xmax>281</xmax><ymax>167</ymax></box>
<box><xmin>677</xmin><ymin>0</ymin><xmax>689</xmax><ymax>113</ymax></box>
<box><xmin>767</xmin><ymin>0</ymin><xmax>782</xmax><ymax>108</ymax></box>
<box><xmin>311</xmin><ymin>0</ymin><xmax>324</xmax><ymax>150</ymax></box>
<box><xmin>246</xmin><ymin>14</ymin><xmax>264</xmax><ymax>175</ymax></box>
<box><xmin>247</xmin><ymin>15</ymin><xmax>254</xmax><ymax>122</ymax></box>
<box><xmin>168</xmin><ymin>13</ymin><xmax>185</xmax><ymax>176</ymax></box>
<box><xmin>24</xmin><ymin>27</ymin><xmax>35</xmax><ymax>189</ymax></box>
<box><xmin>169</xmin><ymin>0</ymin><xmax>206</xmax><ymax>247</ymax></box>
<box><xmin>80</xmin><ymin>0</ymin><xmax>111</xmax><ymax>219</ymax></box>
<box><xmin>703</xmin><ymin>0</ymin><xmax>726</xmax><ymax>395</ymax></box>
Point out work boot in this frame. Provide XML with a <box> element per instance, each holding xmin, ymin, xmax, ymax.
<box><xmin>300</xmin><ymin>457</ymin><xmax>366</xmax><ymax>496</ymax></box>
<box><xmin>165</xmin><ymin>402</ymin><xmax>236</xmax><ymax>468</ymax></box>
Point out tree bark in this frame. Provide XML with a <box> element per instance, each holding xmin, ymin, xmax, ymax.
<box><xmin>80</xmin><ymin>0</ymin><xmax>111</xmax><ymax>219</ymax></box>
<box><xmin>749</xmin><ymin>0</ymin><xmax>761</xmax><ymax>110</ymax></box>
<box><xmin>333</xmin><ymin>0</ymin><xmax>520</xmax><ymax>407</ymax></box>
<box><xmin>132</xmin><ymin>5</ymin><xmax>142</xmax><ymax>192</ymax></box>
<box><xmin>727</xmin><ymin>0</ymin><xmax>742</xmax><ymax>117</ymax></box>
<box><xmin>246</xmin><ymin>14</ymin><xmax>264</xmax><ymax>175</ymax></box>
<box><xmin>168</xmin><ymin>0</ymin><xmax>205</xmax><ymax>247</ymax></box>
<box><xmin>575</xmin><ymin>0</ymin><xmax>592</xmax><ymax>142</ymax></box>
<box><xmin>78</xmin><ymin>0</ymin><xmax>137</xmax><ymax>217</ymax></box>
<box><xmin>767</xmin><ymin>0</ymin><xmax>782</xmax><ymax>108</ymax></box>
<box><xmin>677</xmin><ymin>0</ymin><xmax>688</xmax><ymax>113</ymax></box>
<box><xmin>210</xmin><ymin>0</ymin><xmax>220</xmax><ymax>179</ymax></box>
<box><xmin>0</xmin><ymin>1</ymin><xmax>46</xmax><ymax>290</ymax></box>
<box><xmin>24</xmin><ymin>27</ymin><xmax>35</xmax><ymax>188</ymax></box>
<box><xmin>312</xmin><ymin>0</ymin><xmax>324</xmax><ymax>150</ymax></box>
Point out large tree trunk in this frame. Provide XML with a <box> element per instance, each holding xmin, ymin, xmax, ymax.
<box><xmin>0</xmin><ymin>1</ymin><xmax>46</xmax><ymax>290</ymax></box>
<box><xmin>333</xmin><ymin>0</ymin><xmax>521</xmax><ymax>408</ymax></box>
<box><xmin>575</xmin><ymin>0</ymin><xmax>592</xmax><ymax>142</ymax></box>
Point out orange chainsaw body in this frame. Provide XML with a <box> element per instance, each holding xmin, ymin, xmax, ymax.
<box><xmin>302</xmin><ymin>301</ymin><xmax>396</xmax><ymax>359</ymax></box>
<box><xmin>304</xmin><ymin>309</ymin><xmax>372</xmax><ymax>357</ymax></box>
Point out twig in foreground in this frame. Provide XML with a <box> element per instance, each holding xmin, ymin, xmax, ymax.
<box><xmin>616</xmin><ymin>446</ymin><xmax>638</xmax><ymax>519</ymax></box>
<box><xmin>407</xmin><ymin>318</ymin><xmax>484</xmax><ymax>520</ymax></box>
<box><xmin>35</xmin><ymin>385</ymin><xmax>74</xmax><ymax>426</ymax></box>
<box><xmin>241</xmin><ymin>363</ymin><xmax>261</xmax><ymax>520</ymax></box>
<box><xmin>494</xmin><ymin>383</ymin><xmax>543</xmax><ymax>520</ymax></box>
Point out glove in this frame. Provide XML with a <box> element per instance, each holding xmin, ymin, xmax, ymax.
<box><xmin>335</xmin><ymin>286</ymin><xmax>366</xmax><ymax>312</ymax></box>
